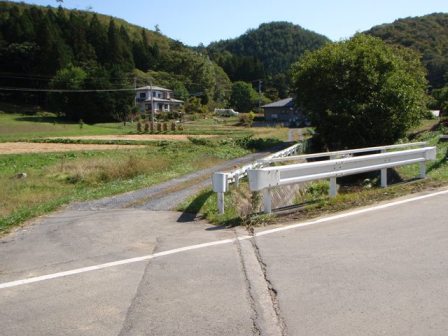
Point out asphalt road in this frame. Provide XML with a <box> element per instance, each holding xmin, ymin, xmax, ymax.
<box><xmin>1</xmin><ymin>189</ymin><xmax>448</xmax><ymax>335</ymax></box>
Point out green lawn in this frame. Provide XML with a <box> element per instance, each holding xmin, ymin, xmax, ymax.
<box><xmin>0</xmin><ymin>103</ymin><xmax>290</xmax><ymax>142</ymax></box>
<box><xmin>0</xmin><ymin>110</ymin><xmax>134</xmax><ymax>142</ymax></box>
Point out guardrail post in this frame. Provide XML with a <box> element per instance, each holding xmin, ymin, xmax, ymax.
<box><xmin>381</xmin><ymin>169</ymin><xmax>388</xmax><ymax>187</ymax></box>
<box><xmin>380</xmin><ymin>149</ymin><xmax>387</xmax><ymax>187</ymax></box>
<box><xmin>419</xmin><ymin>162</ymin><xmax>426</xmax><ymax>178</ymax></box>
<box><xmin>212</xmin><ymin>173</ymin><xmax>228</xmax><ymax>214</ymax></box>
<box><xmin>263</xmin><ymin>188</ymin><xmax>272</xmax><ymax>214</ymax></box>
<box><xmin>329</xmin><ymin>177</ymin><xmax>337</xmax><ymax>197</ymax></box>
<box><xmin>217</xmin><ymin>192</ymin><xmax>225</xmax><ymax>214</ymax></box>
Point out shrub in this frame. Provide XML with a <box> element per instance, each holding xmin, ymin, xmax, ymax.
<box><xmin>236</xmin><ymin>136</ymin><xmax>282</xmax><ymax>150</ymax></box>
<box><xmin>187</xmin><ymin>137</ymin><xmax>214</xmax><ymax>146</ymax></box>
<box><xmin>292</xmin><ymin>34</ymin><xmax>428</xmax><ymax>150</ymax></box>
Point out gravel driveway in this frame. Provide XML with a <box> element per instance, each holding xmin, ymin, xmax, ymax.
<box><xmin>69</xmin><ymin>151</ymin><xmax>273</xmax><ymax>212</ymax></box>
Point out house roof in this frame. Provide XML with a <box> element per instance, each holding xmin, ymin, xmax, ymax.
<box><xmin>136</xmin><ymin>85</ymin><xmax>172</xmax><ymax>92</ymax></box>
<box><xmin>262</xmin><ymin>98</ymin><xmax>294</xmax><ymax>108</ymax></box>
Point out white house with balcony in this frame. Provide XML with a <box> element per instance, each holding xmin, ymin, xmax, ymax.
<box><xmin>135</xmin><ymin>85</ymin><xmax>184</xmax><ymax>114</ymax></box>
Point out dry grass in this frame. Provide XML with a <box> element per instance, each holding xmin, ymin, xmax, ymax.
<box><xmin>249</xmin><ymin>126</ymin><xmax>289</xmax><ymax>141</ymax></box>
<box><xmin>46</xmin><ymin>134</ymin><xmax>217</xmax><ymax>141</ymax></box>
<box><xmin>0</xmin><ymin>142</ymin><xmax>146</xmax><ymax>154</ymax></box>
<box><xmin>45</xmin><ymin>154</ymin><xmax>170</xmax><ymax>185</ymax></box>
<box><xmin>0</xmin><ymin>176</ymin><xmax>69</xmax><ymax>218</ymax></box>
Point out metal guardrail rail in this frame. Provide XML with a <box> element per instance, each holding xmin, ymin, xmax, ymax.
<box><xmin>259</xmin><ymin>142</ymin><xmax>428</xmax><ymax>163</ymax></box>
<box><xmin>212</xmin><ymin>143</ymin><xmax>302</xmax><ymax>214</ymax></box>
<box><xmin>247</xmin><ymin>144</ymin><xmax>436</xmax><ymax>213</ymax></box>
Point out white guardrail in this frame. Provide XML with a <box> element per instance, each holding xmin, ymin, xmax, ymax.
<box><xmin>212</xmin><ymin>143</ymin><xmax>302</xmax><ymax>214</ymax></box>
<box><xmin>247</xmin><ymin>142</ymin><xmax>436</xmax><ymax>213</ymax></box>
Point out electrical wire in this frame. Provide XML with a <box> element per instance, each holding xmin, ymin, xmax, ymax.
<box><xmin>0</xmin><ymin>87</ymin><xmax>135</xmax><ymax>93</ymax></box>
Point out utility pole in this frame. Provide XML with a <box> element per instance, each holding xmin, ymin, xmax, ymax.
<box><xmin>133</xmin><ymin>77</ymin><xmax>137</xmax><ymax>108</ymax></box>
<box><xmin>149</xmin><ymin>79</ymin><xmax>154</xmax><ymax>123</ymax></box>
<box><xmin>258</xmin><ymin>80</ymin><xmax>263</xmax><ymax>113</ymax></box>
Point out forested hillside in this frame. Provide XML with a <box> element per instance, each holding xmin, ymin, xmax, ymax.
<box><xmin>2</xmin><ymin>2</ymin><xmax>447</xmax><ymax>118</ymax></box>
<box><xmin>207</xmin><ymin>22</ymin><xmax>329</xmax><ymax>99</ymax></box>
<box><xmin>366</xmin><ymin>13</ymin><xmax>448</xmax><ymax>89</ymax></box>
<box><xmin>0</xmin><ymin>1</ymin><xmax>231</xmax><ymax>121</ymax></box>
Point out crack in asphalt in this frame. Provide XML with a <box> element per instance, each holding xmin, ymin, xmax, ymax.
<box><xmin>235</xmin><ymin>226</ymin><xmax>287</xmax><ymax>336</ymax></box>
<box><xmin>116</xmin><ymin>237</ymin><xmax>162</xmax><ymax>336</ymax></box>
<box><xmin>249</xmin><ymin>234</ymin><xmax>288</xmax><ymax>336</ymax></box>
<box><xmin>234</xmin><ymin>230</ymin><xmax>262</xmax><ymax>336</ymax></box>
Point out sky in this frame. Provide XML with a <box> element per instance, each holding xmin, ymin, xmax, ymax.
<box><xmin>10</xmin><ymin>0</ymin><xmax>448</xmax><ymax>46</ymax></box>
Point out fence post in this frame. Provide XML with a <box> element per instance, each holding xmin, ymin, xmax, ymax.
<box><xmin>263</xmin><ymin>188</ymin><xmax>272</xmax><ymax>214</ymax></box>
<box><xmin>329</xmin><ymin>177</ymin><xmax>337</xmax><ymax>197</ymax></box>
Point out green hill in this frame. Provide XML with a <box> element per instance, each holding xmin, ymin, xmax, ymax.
<box><xmin>366</xmin><ymin>13</ymin><xmax>448</xmax><ymax>89</ymax></box>
<box><xmin>207</xmin><ymin>22</ymin><xmax>330</xmax><ymax>98</ymax></box>
<box><xmin>0</xmin><ymin>1</ymin><xmax>231</xmax><ymax>121</ymax></box>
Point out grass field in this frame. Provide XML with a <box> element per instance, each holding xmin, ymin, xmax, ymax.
<box><xmin>0</xmin><ymin>140</ymin><xmax>251</xmax><ymax>234</ymax></box>
<box><xmin>0</xmin><ymin>102</ymin><xmax>297</xmax><ymax>233</ymax></box>
<box><xmin>0</xmin><ymin>103</ymin><xmax>289</xmax><ymax>142</ymax></box>
<box><xmin>0</xmin><ymin>108</ymin><xmax>135</xmax><ymax>142</ymax></box>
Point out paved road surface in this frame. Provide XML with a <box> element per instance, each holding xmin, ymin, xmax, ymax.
<box><xmin>1</xmin><ymin>189</ymin><xmax>448</xmax><ymax>335</ymax></box>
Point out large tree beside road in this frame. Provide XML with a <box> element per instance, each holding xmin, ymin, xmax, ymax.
<box><xmin>292</xmin><ymin>34</ymin><xmax>429</xmax><ymax>150</ymax></box>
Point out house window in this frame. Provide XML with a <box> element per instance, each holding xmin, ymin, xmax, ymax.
<box><xmin>158</xmin><ymin>103</ymin><xmax>163</xmax><ymax>110</ymax></box>
<box><xmin>139</xmin><ymin>92</ymin><xmax>146</xmax><ymax>98</ymax></box>
<box><xmin>153</xmin><ymin>92</ymin><xmax>156</xmax><ymax>97</ymax></box>
<box><xmin>158</xmin><ymin>93</ymin><xmax>162</xmax><ymax>98</ymax></box>
<box><xmin>164</xmin><ymin>104</ymin><xmax>169</xmax><ymax>110</ymax></box>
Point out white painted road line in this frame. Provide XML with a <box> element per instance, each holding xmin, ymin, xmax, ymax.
<box><xmin>1</xmin><ymin>188</ymin><xmax>448</xmax><ymax>290</ymax></box>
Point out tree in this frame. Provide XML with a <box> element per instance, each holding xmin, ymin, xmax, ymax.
<box><xmin>184</xmin><ymin>96</ymin><xmax>203</xmax><ymax>114</ymax></box>
<box><xmin>292</xmin><ymin>34</ymin><xmax>429</xmax><ymax>150</ymax></box>
<box><xmin>49</xmin><ymin>65</ymin><xmax>87</xmax><ymax>120</ymax></box>
<box><xmin>230</xmin><ymin>81</ymin><xmax>259</xmax><ymax>112</ymax></box>
<box><xmin>432</xmin><ymin>86</ymin><xmax>448</xmax><ymax>113</ymax></box>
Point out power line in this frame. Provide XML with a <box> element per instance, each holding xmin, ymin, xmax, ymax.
<box><xmin>0</xmin><ymin>71</ymin><xmax>136</xmax><ymax>81</ymax></box>
<box><xmin>0</xmin><ymin>75</ymin><xmax>134</xmax><ymax>86</ymax></box>
<box><xmin>0</xmin><ymin>87</ymin><xmax>136</xmax><ymax>93</ymax></box>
